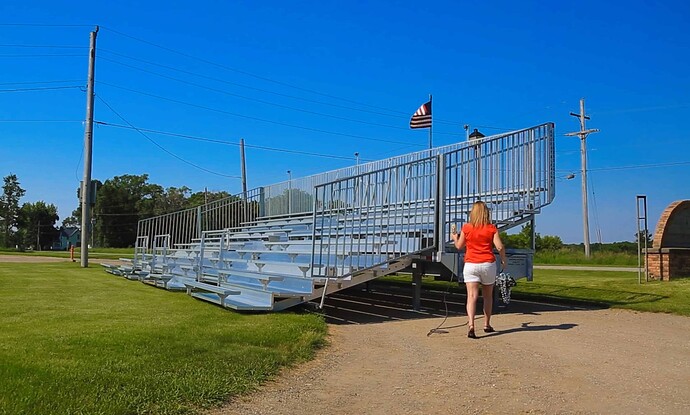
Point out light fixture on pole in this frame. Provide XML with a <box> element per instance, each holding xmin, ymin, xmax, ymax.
<box><xmin>565</xmin><ymin>98</ymin><xmax>599</xmax><ymax>258</ymax></box>
<box><xmin>468</xmin><ymin>128</ymin><xmax>485</xmax><ymax>193</ymax></box>
<box><xmin>354</xmin><ymin>152</ymin><xmax>360</xmax><ymax>166</ymax></box>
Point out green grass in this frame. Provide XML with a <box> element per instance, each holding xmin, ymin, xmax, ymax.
<box><xmin>514</xmin><ymin>269</ymin><xmax>690</xmax><ymax>315</ymax></box>
<box><xmin>534</xmin><ymin>250</ymin><xmax>638</xmax><ymax>266</ymax></box>
<box><xmin>382</xmin><ymin>269</ymin><xmax>690</xmax><ymax>316</ymax></box>
<box><xmin>0</xmin><ymin>262</ymin><xmax>326</xmax><ymax>415</ymax></box>
<box><xmin>0</xmin><ymin>247</ymin><xmax>134</xmax><ymax>260</ymax></box>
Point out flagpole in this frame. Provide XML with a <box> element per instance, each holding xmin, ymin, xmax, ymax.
<box><xmin>428</xmin><ymin>93</ymin><xmax>433</xmax><ymax>149</ymax></box>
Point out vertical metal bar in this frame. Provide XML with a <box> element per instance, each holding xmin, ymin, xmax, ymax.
<box><xmin>433</xmin><ymin>155</ymin><xmax>444</xmax><ymax>258</ymax></box>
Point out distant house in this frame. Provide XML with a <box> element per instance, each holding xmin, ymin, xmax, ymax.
<box><xmin>53</xmin><ymin>227</ymin><xmax>81</xmax><ymax>250</ymax></box>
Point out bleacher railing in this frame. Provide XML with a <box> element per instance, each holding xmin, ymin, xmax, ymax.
<box><xmin>136</xmin><ymin>188</ymin><xmax>262</xmax><ymax>249</ymax></box>
<box><xmin>136</xmin><ymin>123</ymin><xmax>554</xmax><ymax>254</ymax></box>
<box><xmin>310</xmin><ymin>123</ymin><xmax>555</xmax><ymax>279</ymax></box>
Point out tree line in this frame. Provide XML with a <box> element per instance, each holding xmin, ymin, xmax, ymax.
<box><xmin>1</xmin><ymin>172</ymin><xmax>650</xmax><ymax>251</ymax></box>
<box><xmin>0</xmin><ymin>173</ymin><xmax>230</xmax><ymax>250</ymax></box>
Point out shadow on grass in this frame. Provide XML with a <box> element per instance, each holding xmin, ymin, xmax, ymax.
<box><xmin>517</xmin><ymin>284</ymin><xmax>668</xmax><ymax>306</ymax></box>
<box><xmin>305</xmin><ymin>282</ymin><xmax>604</xmax><ymax>326</ymax></box>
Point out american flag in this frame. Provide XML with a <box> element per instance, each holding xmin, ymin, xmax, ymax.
<box><xmin>409</xmin><ymin>101</ymin><xmax>432</xmax><ymax>129</ymax></box>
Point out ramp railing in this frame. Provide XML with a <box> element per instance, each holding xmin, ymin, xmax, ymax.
<box><xmin>442</xmin><ymin>122</ymin><xmax>555</xmax><ymax>236</ymax></box>
<box><xmin>311</xmin><ymin>156</ymin><xmax>439</xmax><ymax>278</ymax></box>
<box><xmin>310</xmin><ymin>123</ymin><xmax>555</xmax><ymax>279</ymax></box>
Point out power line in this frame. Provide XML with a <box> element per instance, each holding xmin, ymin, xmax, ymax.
<box><xmin>99</xmin><ymin>27</ymin><xmax>465</xmax><ymax>126</ymax></box>
<box><xmin>0</xmin><ymin>79</ymin><xmax>84</xmax><ymax>85</ymax></box>
<box><xmin>97</xmin><ymin>80</ymin><xmax>425</xmax><ymax>147</ymax></box>
<box><xmin>0</xmin><ymin>44</ymin><xmax>86</xmax><ymax>49</ymax></box>
<box><xmin>0</xmin><ymin>53</ymin><xmax>82</xmax><ymax>57</ymax></box>
<box><xmin>96</xmin><ymin>95</ymin><xmax>242</xmax><ymax>179</ymax></box>
<box><xmin>100</xmin><ymin>26</ymin><xmax>411</xmax><ymax>116</ymax></box>
<box><xmin>0</xmin><ymin>119</ymin><xmax>83</xmax><ymax>123</ymax></box>
<box><xmin>589</xmin><ymin>160</ymin><xmax>690</xmax><ymax>172</ymax></box>
<box><xmin>94</xmin><ymin>120</ymin><xmax>373</xmax><ymax>162</ymax></box>
<box><xmin>99</xmin><ymin>49</ymin><xmax>412</xmax><ymax>121</ymax></box>
<box><xmin>98</xmin><ymin>55</ymin><xmax>441</xmax><ymax>134</ymax></box>
<box><xmin>0</xmin><ymin>85</ymin><xmax>83</xmax><ymax>92</ymax></box>
<box><xmin>0</xmin><ymin>23</ymin><xmax>93</xmax><ymax>27</ymax></box>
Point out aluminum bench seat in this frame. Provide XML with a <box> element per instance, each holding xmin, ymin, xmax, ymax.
<box><xmin>183</xmin><ymin>280</ymin><xmax>241</xmax><ymax>307</ymax></box>
<box><xmin>209</xmin><ymin>271</ymin><xmax>311</xmax><ymax>297</ymax></box>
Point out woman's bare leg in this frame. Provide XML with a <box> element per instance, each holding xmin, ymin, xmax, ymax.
<box><xmin>482</xmin><ymin>284</ymin><xmax>494</xmax><ymax>328</ymax></box>
<box><xmin>466</xmin><ymin>282</ymin><xmax>480</xmax><ymax>329</ymax></box>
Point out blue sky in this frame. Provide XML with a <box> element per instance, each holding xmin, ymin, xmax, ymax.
<box><xmin>1</xmin><ymin>0</ymin><xmax>688</xmax><ymax>243</ymax></box>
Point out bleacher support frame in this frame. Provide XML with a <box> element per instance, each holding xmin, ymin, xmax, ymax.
<box><xmin>119</xmin><ymin>123</ymin><xmax>555</xmax><ymax>311</ymax></box>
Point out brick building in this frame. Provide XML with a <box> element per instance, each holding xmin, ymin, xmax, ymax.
<box><xmin>646</xmin><ymin>200</ymin><xmax>690</xmax><ymax>280</ymax></box>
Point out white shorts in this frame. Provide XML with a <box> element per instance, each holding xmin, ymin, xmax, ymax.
<box><xmin>463</xmin><ymin>262</ymin><xmax>497</xmax><ymax>285</ymax></box>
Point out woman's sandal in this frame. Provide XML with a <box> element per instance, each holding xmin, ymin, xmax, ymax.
<box><xmin>467</xmin><ymin>326</ymin><xmax>477</xmax><ymax>339</ymax></box>
<box><xmin>483</xmin><ymin>325</ymin><xmax>495</xmax><ymax>333</ymax></box>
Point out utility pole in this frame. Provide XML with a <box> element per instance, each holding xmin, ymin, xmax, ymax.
<box><xmin>80</xmin><ymin>25</ymin><xmax>98</xmax><ymax>267</ymax></box>
<box><xmin>565</xmin><ymin>98</ymin><xmax>599</xmax><ymax>258</ymax></box>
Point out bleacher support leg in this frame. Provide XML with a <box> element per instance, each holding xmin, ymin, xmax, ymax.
<box><xmin>412</xmin><ymin>268</ymin><xmax>423</xmax><ymax>311</ymax></box>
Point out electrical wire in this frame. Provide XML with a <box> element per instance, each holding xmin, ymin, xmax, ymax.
<box><xmin>0</xmin><ymin>79</ymin><xmax>84</xmax><ymax>85</ymax></box>
<box><xmin>0</xmin><ymin>119</ymin><xmax>83</xmax><ymax>123</ymax></box>
<box><xmin>95</xmin><ymin>94</ymin><xmax>242</xmax><ymax>179</ymax></box>
<box><xmin>588</xmin><ymin>173</ymin><xmax>603</xmax><ymax>244</ymax></box>
<box><xmin>98</xmin><ymin>27</ymin><xmax>469</xmax><ymax>127</ymax></box>
<box><xmin>97</xmin><ymin>80</ymin><xmax>425</xmax><ymax>147</ymax></box>
<box><xmin>589</xmin><ymin>160</ymin><xmax>690</xmax><ymax>172</ymax></box>
<box><xmin>0</xmin><ymin>53</ymin><xmax>82</xmax><ymax>57</ymax></box>
<box><xmin>427</xmin><ymin>253</ymin><xmax>458</xmax><ymax>336</ymax></box>
<box><xmin>0</xmin><ymin>23</ymin><xmax>93</xmax><ymax>27</ymax></box>
<box><xmin>99</xmin><ymin>49</ymin><xmax>414</xmax><ymax>121</ymax></box>
<box><xmin>98</xmin><ymin>55</ymin><xmax>460</xmax><ymax>135</ymax></box>
<box><xmin>0</xmin><ymin>85</ymin><xmax>82</xmax><ymax>92</ymax></box>
<box><xmin>0</xmin><ymin>44</ymin><xmax>86</xmax><ymax>49</ymax></box>
<box><xmin>101</xmin><ymin>26</ymin><xmax>414</xmax><ymax>116</ymax></box>
<box><xmin>94</xmin><ymin>121</ymin><xmax>372</xmax><ymax>162</ymax></box>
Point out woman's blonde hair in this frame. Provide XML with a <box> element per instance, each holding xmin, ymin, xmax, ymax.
<box><xmin>469</xmin><ymin>201</ymin><xmax>491</xmax><ymax>227</ymax></box>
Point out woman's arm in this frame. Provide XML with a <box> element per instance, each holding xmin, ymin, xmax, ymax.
<box><xmin>451</xmin><ymin>226</ymin><xmax>466</xmax><ymax>250</ymax></box>
<box><xmin>493</xmin><ymin>231</ymin><xmax>507</xmax><ymax>270</ymax></box>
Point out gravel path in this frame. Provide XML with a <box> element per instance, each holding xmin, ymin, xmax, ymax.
<box><xmin>210</xmin><ymin>286</ymin><xmax>690</xmax><ymax>415</ymax></box>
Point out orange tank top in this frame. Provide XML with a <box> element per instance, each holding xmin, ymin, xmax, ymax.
<box><xmin>462</xmin><ymin>223</ymin><xmax>497</xmax><ymax>264</ymax></box>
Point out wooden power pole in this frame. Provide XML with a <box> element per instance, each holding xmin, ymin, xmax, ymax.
<box><xmin>566</xmin><ymin>98</ymin><xmax>599</xmax><ymax>258</ymax></box>
<box><xmin>80</xmin><ymin>26</ymin><xmax>98</xmax><ymax>267</ymax></box>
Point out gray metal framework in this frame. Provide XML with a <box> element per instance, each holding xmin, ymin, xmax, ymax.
<box><xmin>309</xmin><ymin>123</ymin><xmax>555</xmax><ymax>280</ymax></box>
<box><xmin>128</xmin><ymin>123</ymin><xmax>555</xmax><ymax>311</ymax></box>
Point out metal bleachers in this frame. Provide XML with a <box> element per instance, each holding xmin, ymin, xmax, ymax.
<box><xmin>105</xmin><ymin>123</ymin><xmax>555</xmax><ymax>311</ymax></box>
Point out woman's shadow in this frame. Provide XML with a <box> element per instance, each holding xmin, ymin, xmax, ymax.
<box><xmin>485</xmin><ymin>321</ymin><xmax>578</xmax><ymax>336</ymax></box>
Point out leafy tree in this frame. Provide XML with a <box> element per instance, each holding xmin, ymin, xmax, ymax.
<box><xmin>94</xmin><ymin>174</ymin><xmax>161</xmax><ymax>247</ymax></box>
<box><xmin>539</xmin><ymin>234</ymin><xmax>564</xmax><ymax>251</ymax></box>
<box><xmin>188</xmin><ymin>189</ymin><xmax>232</xmax><ymax>208</ymax></box>
<box><xmin>17</xmin><ymin>201</ymin><xmax>59</xmax><ymax>250</ymax></box>
<box><xmin>500</xmin><ymin>223</ymin><xmax>562</xmax><ymax>251</ymax></box>
<box><xmin>0</xmin><ymin>174</ymin><xmax>26</xmax><ymax>248</ymax></box>
<box><xmin>635</xmin><ymin>230</ymin><xmax>654</xmax><ymax>246</ymax></box>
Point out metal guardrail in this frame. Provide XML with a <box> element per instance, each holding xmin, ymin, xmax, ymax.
<box><xmin>310</xmin><ymin>123</ymin><xmax>555</xmax><ymax>279</ymax></box>
<box><xmin>311</xmin><ymin>156</ymin><xmax>439</xmax><ymax>278</ymax></box>
<box><xmin>136</xmin><ymin>188</ymin><xmax>262</xmax><ymax>249</ymax></box>
<box><xmin>442</xmin><ymin>122</ymin><xmax>555</xmax><ymax>237</ymax></box>
<box><xmin>137</xmin><ymin>123</ymin><xmax>554</xmax><ymax>255</ymax></box>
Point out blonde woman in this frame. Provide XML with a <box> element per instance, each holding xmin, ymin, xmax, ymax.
<box><xmin>451</xmin><ymin>201</ymin><xmax>506</xmax><ymax>338</ymax></box>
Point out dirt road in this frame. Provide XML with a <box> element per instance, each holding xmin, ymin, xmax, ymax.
<box><xmin>211</xmin><ymin>286</ymin><xmax>690</xmax><ymax>415</ymax></box>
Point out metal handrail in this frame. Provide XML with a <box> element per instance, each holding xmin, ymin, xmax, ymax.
<box><xmin>137</xmin><ymin>123</ymin><xmax>554</xmax><ymax>258</ymax></box>
<box><xmin>310</xmin><ymin>123</ymin><xmax>555</xmax><ymax>279</ymax></box>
